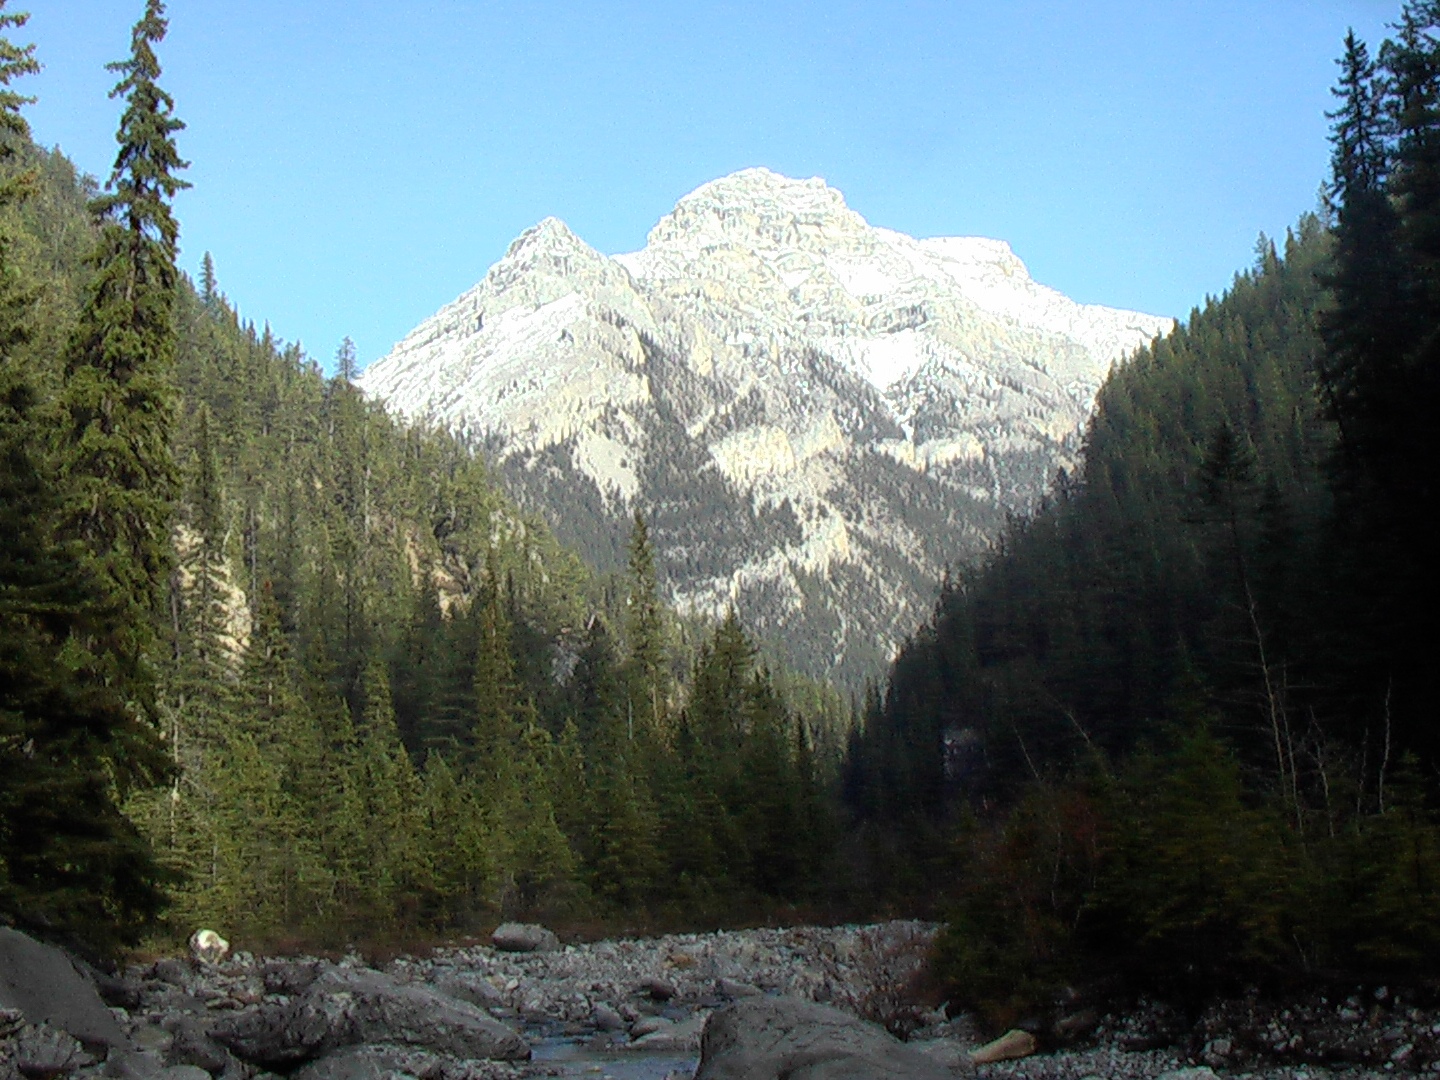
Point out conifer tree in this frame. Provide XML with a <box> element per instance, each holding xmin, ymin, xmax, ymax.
<box><xmin>622</xmin><ymin>513</ymin><xmax>670</xmax><ymax>745</ymax></box>
<box><xmin>199</xmin><ymin>251</ymin><xmax>216</xmax><ymax>306</ymax></box>
<box><xmin>1</xmin><ymin>8</ymin><xmax>168</xmax><ymax>944</ymax></box>
<box><xmin>419</xmin><ymin>752</ymin><xmax>495</xmax><ymax>926</ymax></box>
<box><xmin>60</xmin><ymin>0</ymin><xmax>189</xmax><ymax>695</ymax></box>
<box><xmin>338</xmin><ymin>657</ymin><xmax>428</xmax><ymax>925</ymax></box>
<box><xmin>472</xmin><ymin>550</ymin><xmax>518</xmax><ymax>776</ymax></box>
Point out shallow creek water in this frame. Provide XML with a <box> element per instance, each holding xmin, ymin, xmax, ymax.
<box><xmin>527</xmin><ymin>1036</ymin><xmax>697</xmax><ymax>1080</ymax></box>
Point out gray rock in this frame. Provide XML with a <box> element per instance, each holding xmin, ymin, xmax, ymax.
<box><xmin>637</xmin><ymin>977</ymin><xmax>677</xmax><ymax>1002</ymax></box>
<box><xmin>259</xmin><ymin>962</ymin><xmax>323</xmax><ymax>998</ymax></box>
<box><xmin>488</xmin><ymin>924</ymin><xmax>557</xmax><ymax>954</ymax></box>
<box><xmin>146</xmin><ymin>963</ymin><xmax>191</xmax><ymax>991</ymax></box>
<box><xmin>101</xmin><ymin>1049</ymin><xmax>167</xmax><ymax>1080</ymax></box>
<box><xmin>629</xmin><ymin>1016</ymin><xmax>670</xmax><ymax>1038</ymax></box>
<box><xmin>291</xmin><ymin>1045</ymin><xmax>509</xmax><ymax>1080</ymax></box>
<box><xmin>591</xmin><ymin>1004</ymin><xmax>624</xmax><ymax>1032</ymax></box>
<box><xmin>696</xmin><ymin>997</ymin><xmax>950</xmax><ymax>1080</ymax></box>
<box><xmin>0</xmin><ymin>929</ymin><xmax>128</xmax><ymax>1051</ymax></box>
<box><xmin>911</xmin><ymin>1039</ymin><xmax>973</xmax><ymax>1072</ymax></box>
<box><xmin>715</xmin><ymin>979</ymin><xmax>761</xmax><ymax>1000</ymax></box>
<box><xmin>164</xmin><ymin>1017</ymin><xmax>233</xmax><ymax>1074</ymax></box>
<box><xmin>12</xmin><ymin>1023</ymin><xmax>91</xmax><ymax>1078</ymax></box>
<box><xmin>626</xmin><ymin>1016</ymin><xmax>705</xmax><ymax>1053</ymax></box>
<box><xmin>126</xmin><ymin>1027</ymin><xmax>173</xmax><ymax>1056</ymax></box>
<box><xmin>151</xmin><ymin>1068</ymin><xmax>211</xmax><ymax>1080</ymax></box>
<box><xmin>428</xmin><ymin>975</ymin><xmax>503</xmax><ymax>1014</ymax></box>
<box><xmin>210</xmin><ymin>967</ymin><xmax>528</xmax><ymax>1067</ymax></box>
<box><xmin>292</xmin><ymin>1046</ymin><xmax>434</xmax><ymax>1080</ymax></box>
<box><xmin>83</xmin><ymin>971</ymin><xmax>142</xmax><ymax>1012</ymax></box>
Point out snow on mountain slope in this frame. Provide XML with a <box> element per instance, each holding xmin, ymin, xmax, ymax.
<box><xmin>359</xmin><ymin>168</ymin><xmax>1172</xmax><ymax>683</ymax></box>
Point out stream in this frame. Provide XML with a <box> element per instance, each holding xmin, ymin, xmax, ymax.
<box><xmin>527</xmin><ymin>1035</ymin><xmax>697</xmax><ymax>1080</ymax></box>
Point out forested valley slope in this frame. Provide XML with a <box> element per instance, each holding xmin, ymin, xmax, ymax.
<box><xmin>0</xmin><ymin>2</ymin><xmax>845</xmax><ymax>951</ymax></box>
<box><xmin>848</xmin><ymin>16</ymin><xmax>1440</xmax><ymax>1015</ymax></box>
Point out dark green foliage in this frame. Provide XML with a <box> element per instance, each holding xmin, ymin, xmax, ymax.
<box><xmin>931</xmin><ymin>785</ymin><xmax>1098</xmax><ymax>1027</ymax></box>
<box><xmin>875</xmin><ymin>7</ymin><xmax>1440</xmax><ymax>1007</ymax></box>
<box><xmin>0</xmin><ymin>3</ymin><xmax>170</xmax><ymax>949</ymax></box>
<box><xmin>0</xmin><ymin>0</ymin><xmax>853</xmax><ymax>945</ymax></box>
<box><xmin>60</xmin><ymin>0</ymin><xmax>187</xmax><ymax>685</ymax></box>
<box><xmin>1087</xmin><ymin>715</ymin><xmax>1298</xmax><ymax>985</ymax></box>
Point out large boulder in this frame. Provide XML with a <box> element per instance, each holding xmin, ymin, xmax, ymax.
<box><xmin>696</xmin><ymin>997</ymin><xmax>951</xmax><ymax>1080</ymax></box>
<box><xmin>489</xmin><ymin>924</ymin><xmax>557</xmax><ymax>954</ymax></box>
<box><xmin>210</xmin><ymin>967</ymin><xmax>528</xmax><ymax>1067</ymax></box>
<box><xmin>0</xmin><ymin>928</ymin><xmax>127</xmax><ymax>1051</ymax></box>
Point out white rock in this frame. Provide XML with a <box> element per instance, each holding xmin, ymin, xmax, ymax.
<box><xmin>189</xmin><ymin>929</ymin><xmax>230</xmax><ymax>965</ymax></box>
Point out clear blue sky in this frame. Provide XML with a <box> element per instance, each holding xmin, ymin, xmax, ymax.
<box><xmin>19</xmin><ymin>0</ymin><xmax>1398</xmax><ymax>372</ymax></box>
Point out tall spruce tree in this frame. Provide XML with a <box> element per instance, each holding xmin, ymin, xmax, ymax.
<box><xmin>1322</xmin><ymin>9</ymin><xmax>1440</xmax><ymax>763</ymax></box>
<box><xmin>622</xmin><ymin>513</ymin><xmax>670</xmax><ymax>746</ymax></box>
<box><xmin>0</xmin><ymin>4</ymin><xmax>169</xmax><ymax>948</ymax></box>
<box><xmin>60</xmin><ymin>0</ymin><xmax>188</xmax><ymax>716</ymax></box>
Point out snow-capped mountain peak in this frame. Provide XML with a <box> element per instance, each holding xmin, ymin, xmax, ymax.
<box><xmin>360</xmin><ymin>170</ymin><xmax>1173</xmax><ymax>683</ymax></box>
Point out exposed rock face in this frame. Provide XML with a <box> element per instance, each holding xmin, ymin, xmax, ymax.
<box><xmin>360</xmin><ymin>169</ymin><xmax>1171</xmax><ymax>683</ymax></box>
<box><xmin>695</xmin><ymin>996</ymin><xmax>951</xmax><ymax>1080</ymax></box>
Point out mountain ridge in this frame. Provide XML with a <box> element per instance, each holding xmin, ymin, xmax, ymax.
<box><xmin>359</xmin><ymin>168</ymin><xmax>1173</xmax><ymax>683</ymax></box>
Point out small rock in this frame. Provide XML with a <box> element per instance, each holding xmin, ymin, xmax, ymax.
<box><xmin>103</xmin><ymin>1048</ymin><xmax>168</xmax><ymax>1080</ymax></box>
<box><xmin>637</xmin><ymin>977</ymin><xmax>676</xmax><ymax>1002</ymax></box>
<box><xmin>716</xmin><ymin>978</ymin><xmax>761</xmax><ymax>999</ymax></box>
<box><xmin>165</xmin><ymin>1016</ymin><xmax>233</xmax><ymax>1074</ymax></box>
<box><xmin>13</xmin><ymin>1024</ymin><xmax>89</xmax><ymax>1078</ymax></box>
<box><xmin>1202</xmin><ymin>1036</ymin><xmax>1233</xmax><ymax>1066</ymax></box>
<box><xmin>969</xmin><ymin>1029</ymin><xmax>1036</xmax><ymax>1065</ymax></box>
<box><xmin>152</xmin><ymin>1068</ymin><xmax>212</xmax><ymax>1080</ymax></box>
<box><xmin>630</xmin><ymin>1016</ymin><xmax>670</xmax><ymax>1038</ymax></box>
<box><xmin>591</xmin><ymin>1004</ymin><xmax>624</xmax><ymax>1032</ymax></box>
<box><xmin>148</xmin><ymin>961</ymin><xmax>191</xmax><ymax>989</ymax></box>
<box><xmin>128</xmin><ymin>1026</ymin><xmax>174</xmax><ymax>1055</ymax></box>
<box><xmin>626</xmin><ymin>1016</ymin><xmax>705</xmax><ymax>1053</ymax></box>
<box><xmin>1</xmin><ymin>1005</ymin><xmax>26</xmax><ymax>1038</ymax></box>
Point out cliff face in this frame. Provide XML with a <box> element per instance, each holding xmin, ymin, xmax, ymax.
<box><xmin>359</xmin><ymin>168</ymin><xmax>1172</xmax><ymax>683</ymax></box>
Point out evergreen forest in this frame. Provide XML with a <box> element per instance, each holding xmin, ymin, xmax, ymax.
<box><xmin>846</xmin><ymin>10</ymin><xmax>1440</xmax><ymax>1015</ymax></box>
<box><xmin>0</xmin><ymin>1</ymin><xmax>841</xmax><ymax>953</ymax></box>
<box><xmin>2</xmin><ymin>0</ymin><xmax>1439</xmax><ymax>1017</ymax></box>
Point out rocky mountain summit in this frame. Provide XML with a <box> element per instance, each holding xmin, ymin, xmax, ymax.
<box><xmin>359</xmin><ymin>168</ymin><xmax>1172</xmax><ymax>681</ymax></box>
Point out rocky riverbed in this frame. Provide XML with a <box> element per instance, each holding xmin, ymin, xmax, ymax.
<box><xmin>5</xmin><ymin>921</ymin><xmax>1440</xmax><ymax>1080</ymax></box>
